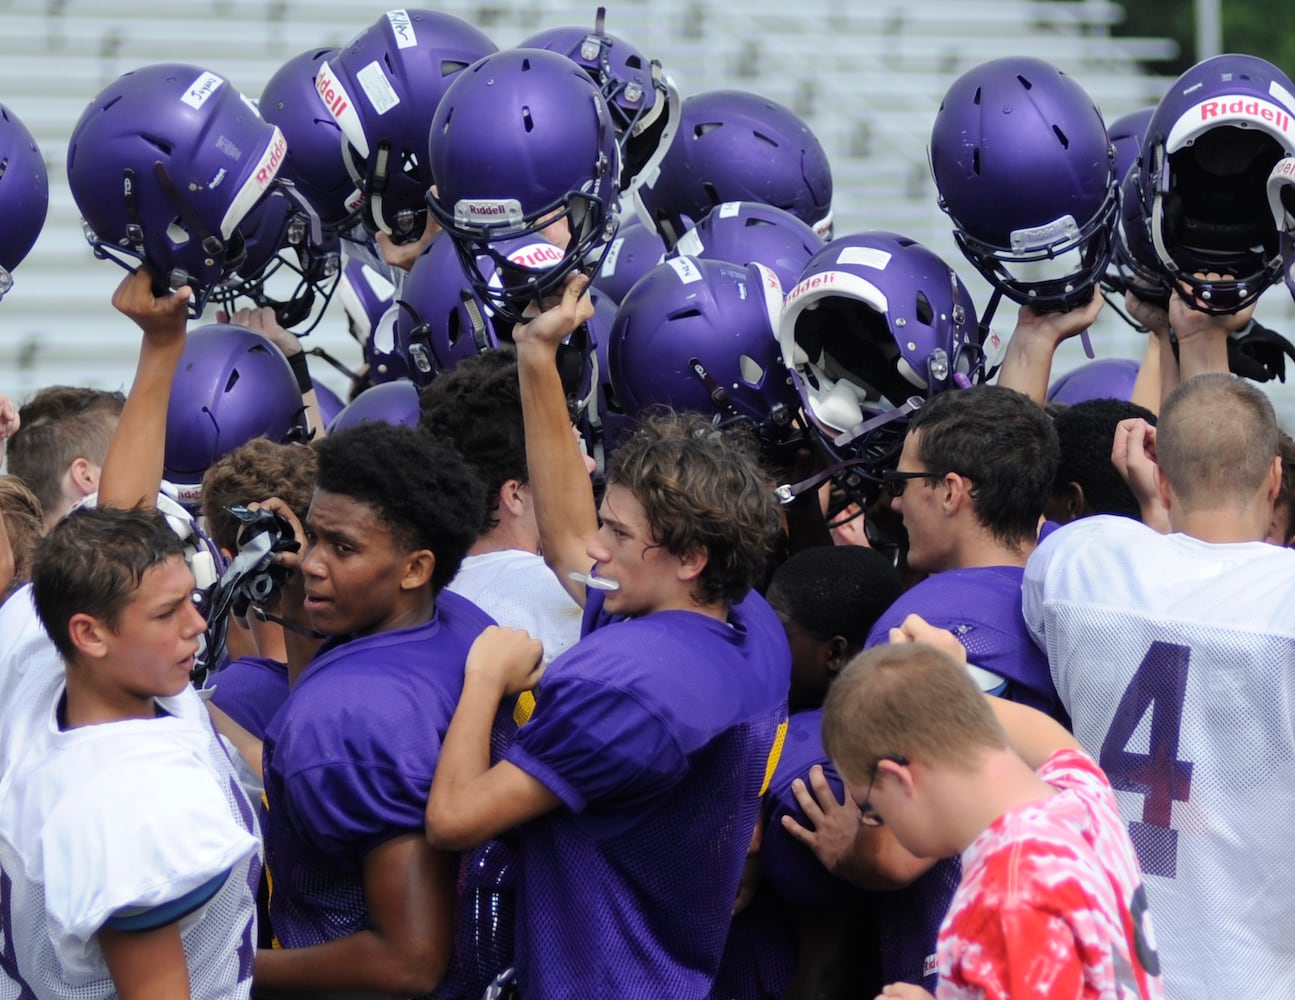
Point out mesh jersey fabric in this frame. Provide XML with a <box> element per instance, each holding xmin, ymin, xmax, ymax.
<box><xmin>447</xmin><ymin>549</ymin><xmax>583</xmax><ymax>663</ymax></box>
<box><xmin>0</xmin><ymin>667</ymin><xmax>260</xmax><ymax>1000</ymax></box>
<box><xmin>865</xmin><ymin>566</ymin><xmax>1060</xmax><ymax>715</ymax></box>
<box><xmin>504</xmin><ymin>588</ymin><xmax>791</xmax><ymax>1000</ymax></box>
<box><xmin>1024</xmin><ymin>515</ymin><xmax>1295</xmax><ymax>999</ymax></box>
<box><xmin>261</xmin><ymin>591</ymin><xmax>494</xmax><ymax>953</ymax></box>
<box><xmin>937</xmin><ymin>750</ymin><xmax>1164</xmax><ymax>1000</ymax></box>
<box><xmin>206</xmin><ymin>655</ymin><xmax>289</xmax><ymax>741</ymax></box>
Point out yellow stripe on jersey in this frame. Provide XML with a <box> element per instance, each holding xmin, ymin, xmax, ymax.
<box><xmin>513</xmin><ymin>689</ymin><xmax>537</xmax><ymax>727</ymax></box>
<box><xmin>261</xmin><ymin>790</ymin><xmax>282</xmax><ymax>950</ymax></box>
<box><xmin>760</xmin><ymin>718</ymin><xmax>789</xmax><ymax>796</ymax></box>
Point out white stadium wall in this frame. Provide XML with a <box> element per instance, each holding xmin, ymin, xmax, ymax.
<box><xmin>3</xmin><ymin>0</ymin><xmax>1294</xmax><ymax>425</ymax></box>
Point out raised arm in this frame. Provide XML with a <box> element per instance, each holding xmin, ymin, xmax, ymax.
<box><xmin>511</xmin><ymin>273</ymin><xmax>600</xmax><ymax>606</ymax></box>
<box><xmin>995</xmin><ymin>291</ymin><xmax>1105</xmax><ymax>405</ymax></box>
<box><xmin>97</xmin><ymin>269</ymin><xmax>191</xmax><ymax>510</ymax></box>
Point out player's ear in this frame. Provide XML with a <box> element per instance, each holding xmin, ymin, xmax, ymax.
<box><xmin>400</xmin><ymin>549</ymin><xmax>436</xmax><ymax>591</ymax></box>
<box><xmin>824</xmin><ymin>635</ymin><xmax>851</xmax><ymax>675</ymax></box>
<box><xmin>676</xmin><ymin>544</ymin><xmax>709</xmax><ymax>583</ymax></box>
<box><xmin>68</xmin><ymin>612</ymin><xmax>111</xmax><ymax>661</ymax></box>
<box><xmin>1266</xmin><ymin>454</ymin><xmax>1283</xmax><ymax>504</ymax></box>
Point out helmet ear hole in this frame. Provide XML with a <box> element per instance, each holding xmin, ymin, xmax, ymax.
<box><xmin>914</xmin><ymin>291</ymin><xmax>934</xmax><ymax>326</ymax></box>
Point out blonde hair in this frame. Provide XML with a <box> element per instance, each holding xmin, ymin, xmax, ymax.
<box><xmin>822</xmin><ymin>643</ymin><xmax>1007</xmax><ymax>784</ymax></box>
<box><xmin>0</xmin><ymin>475</ymin><xmax>45</xmax><ymax>584</ymax></box>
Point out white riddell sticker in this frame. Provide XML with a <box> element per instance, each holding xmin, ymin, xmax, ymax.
<box><xmin>674</xmin><ymin>228</ymin><xmax>704</xmax><ymax>257</ymax></box>
<box><xmin>181</xmin><ymin>71</ymin><xmax>224</xmax><ymax>110</ymax></box>
<box><xmin>356</xmin><ymin>60</ymin><xmax>401</xmax><ymax>116</ymax></box>
<box><xmin>387</xmin><ymin>9</ymin><xmax>418</xmax><ymax>48</ymax></box>
<box><xmin>838</xmin><ymin>246</ymin><xmax>892</xmax><ymax>270</ymax></box>
<box><xmin>667</xmin><ymin>256</ymin><xmax>703</xmax><ymax>284</ymax></box>
<box><xmin>718</xmin><ymin>201</ymin><xmax>742</xmax><ymax>218</ymax></box>
<box><xmin>1272</xmin><ymin>80</ymin><xmax>1295</xmax><ymax>116</ymax></box>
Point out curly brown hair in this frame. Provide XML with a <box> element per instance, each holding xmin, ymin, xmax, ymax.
<box><xmin>201</xmin><ymin>439</ymin><xmax>318</xmax><ymax>554</ymax></box>
<box><xmin>607</xmin><ymin>411</ymin><xmax>781</xmax><ymax>606</ymax></box>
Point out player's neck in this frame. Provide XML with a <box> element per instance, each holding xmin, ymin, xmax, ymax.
<box><xmin>62</xmin><ymin>673</ymin><xmax>162</xmax><ymax>729</ymax></box>
<box><xmin>948</xmin><ymin>529</ymin><xmax>1034</xmax><ymax>571</ymax></box>
<box><xmin>1171</xmin><ymin>507</ymin><xmax>1268</xmax><ymax>545</ymax></box>
<box><xmin>943</xmin><ymin>751</ymin><xmax>1058</xmax><ymax>851</ymax></box>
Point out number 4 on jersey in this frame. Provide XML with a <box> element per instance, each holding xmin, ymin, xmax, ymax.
<box><xmin>1098</xmin><ymin>641</ymin><xmax>1194</xmax><ymax>879</ymax></box>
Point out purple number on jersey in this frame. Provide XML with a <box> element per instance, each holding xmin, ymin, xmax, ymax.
<box><xmin>0</xmin><ymin>869</ymin><xmax>38</xmax><ymax>1000</ymax></box>
<box><xmin>1098</xmin><ymin>641</ymin><xmax>1194</xmax><ymax>878</ymax></box>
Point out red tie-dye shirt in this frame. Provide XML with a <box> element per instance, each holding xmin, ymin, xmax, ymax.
<box><xmin>935</xmin><ymin>750</ymin><xmax>1165</xmax><ymax>1000</ymax></box>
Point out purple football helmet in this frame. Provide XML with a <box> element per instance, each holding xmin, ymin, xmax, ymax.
<box><xmin>67</xmin><ymin>64</ymin><xmax>287</xmax><ymax>316</ymax></box>
<box><xmin>313</xmin><ymin>379</ymin><xmax>346</xmax><ymax>429</ymax></box>
<box><xmin>164</xmin><ymin>325</ymin><xmax>308</xmax><ymax>508</ymax></box>
<box><xmin>426</xmin><ymin>48</ymin><xmax>622</xmax><ymax>325</ymax></box>
<box><xmin>929</xmin><ymin>57</ymin><xmax>1116</xmax><ymax>315</ymax></box>
<box><xmin>0</xmin><ymin>102</ymin><xmax>49</xmax><ymax>300</ymax></box>
<box><xmin>1139</xmin><ymin>53</ymin><xmax>1295</xmax><ymax>314</ymax></box>
<box><xmin>318</xmin><ymin>10</ymin><xmax>497</xmax><ymax>243</ymax></box>
<box><xmin>1046</xmin><ymin>357</ymin><xmax>1139</xmax><ymax>406</ymax></box>
<box><xmin>632</xmin><ymin>89</ymin><xmax>834</xmax><ymax>248</ymax></box>
<box><xmin>518</xmin><ymin>8</ymin><xmax>680</xmax><ymax>189</ymax></box>
<box><xmin>672</xmin><ymin>201</ymin><xmax>824</xmax><ymax>291</ymax></box>
<box><xmin>366</xmin><ymin>303</ymin><xmax>416</xmax><ymax>384</ymax></box>
<box><xmin>1109</xmin><ymin>107</ymin><xmax>1155</xmax><ymax>187</ymax></box>
<box><xmin>328</xmin><ymin>379</ymin><xmax>421</xmax><ymax>433</ymax></box>
<box><xmin>1111</xmin><ymin>170</ymin><xmax>1172</xmax><ymax>310</ymax></box>
<box><xmin>209</xmin><ymin>188</ymin><xmax>342</xmax><ymax>332</ymax></box>
<box><xmin>395</xmin><ymin>232</ymin><xmax>506</xmax><ymax>384</ymax></box>
<box><xmin>1270</xmin><ymin>155</ymin><xmax>1295</xmax><ymax>303</ymax></box>
<box><xmin>778</xmin><ymin>231</ymin><xmax>982</xmax><ymax>500</ymax></box>
<box><xmin>607</xmin><ymin>256</ymin><xmax>800</xmax><ymax>458</ymax></box>
<box><xmin>589</xmin><ymin>213</ymin><xmax>667</xmax><ymax>305</ymax></box>
<box><xmin>337</xmin><ymin>256</ymin><xmax>396</xmax><ymax>345</ymax></box>
<box><xmin>260</xmin><ymin>47</ymin><xmax>363</xmax><ymax>233</ymax></box>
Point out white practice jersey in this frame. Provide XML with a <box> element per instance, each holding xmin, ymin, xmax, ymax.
<box><xmin>1024</xmin><ymin>515</ymin><xmax>1295</xmax><ymax>1000</ymax></box>
<box><xmin>0</xmin><ymin>584</ymin><xmax>63</xmax><ymax>713</ymax></box>
<box><xmin>0</xmin><ymin>665</ymin><xmax>260</xmax><ymax>1000</ymax></box>
<box><xmin>447</xmin><ymin>549</ymin><xmax>582</xmax><ymax>662</ymax></box>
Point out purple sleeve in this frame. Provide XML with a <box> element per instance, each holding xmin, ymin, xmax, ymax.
<box><xmin>282</xmin><ymin>755</ymin><xmax>438</xmax><ymax>859</ymax></box>
<box><xmin>505</xmin><ymin>673</ymin><xmax>686</xmax><ymax>812</ymax></box>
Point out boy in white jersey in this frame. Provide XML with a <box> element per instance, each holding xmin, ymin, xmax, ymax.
<box><xmin>825</xmin><ymin>617</ymin><xmax>1163</xmax><ymax>1000</ymax></box>
<box><xmin>1025</xmin><ymin>371</ymin><xmax>1295</xmax><ymax>998</ymax></box>
<box><xmin>0</xmin><ymin>505</ymin><xmax>260</xmax><ymax>999</ymax></box>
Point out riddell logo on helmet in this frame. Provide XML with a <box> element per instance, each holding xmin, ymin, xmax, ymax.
<box><xmin>507</xmin><ymin>243</ymin><xmax>563</xmax><ymax>269</ymax></box>
<box><xmin>786</xmin><ymin>272</ymin><xmax>837</xmax><ymax>302</ymax></box>
<box><xmin>255</xmin><ymin>132</ymin><xmax>288</xmax><ymax>188</ymax></box>
<box><xmin>316</xmin><ymin>66</ymin><xmax>350</xmax><ymax>121</ymax></box>
<box><xmin>1200</xmin><ymin>98</ymin><xmax>1292</xmax><ymax>133</ymax></box>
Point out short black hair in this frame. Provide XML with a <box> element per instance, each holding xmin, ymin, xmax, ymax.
<box><xmin>32</xmin><ymin>506</ymin><xmax>184</xmax><ymax>663</ymax></box>
<box><xmin>418</xmin><ymin>349</ymin><xmax>525</xmax><ymax>535</ymax></box>
<box><xmin>314</xmin><ymin>422</ymin><xmax>485</xmax><ymax>593</ymax></box>
<box><xmin>1052</xmin><ymin>398</ymin><xmax>1157</xmax><ymax>519</ymax></box>
<box><xmin>766</xmin><ymin>544</ymin><xmax>903</xmax><ymax>651</ymax></box>
<box><xmin>909</xmin><ymin>385</ymin><xmax>1058</xmax><ymax>550</ymax></box>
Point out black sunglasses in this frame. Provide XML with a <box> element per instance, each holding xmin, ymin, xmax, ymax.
<box><xmin>880</xmin><ymin>469</ymin><xmax>945</xmax><ymax>499</ymax></box>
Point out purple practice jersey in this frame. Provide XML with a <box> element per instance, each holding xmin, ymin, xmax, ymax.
<box><xmin>762</xmin><ymin>708</ymin><xmax>866</xmax><ymax>910</ymax></box>
<box><xmin>261</xmin><ymin>591</ymin><xmax>494</xmax><ymax>949</ymax></box>
<box><xmin>207</xmin><ymin>656</ymin><xmax>289</xmax><ymax>740</ymax></box>
<box><xmin>506</xmin><ymin>588</ymin><xmax>791</xmax><ymax>1000</ymax></box>
<box><xmin>864</xmin><ymin>566</ymin><xmax>1059</xmax><ymax>714</ymax></box>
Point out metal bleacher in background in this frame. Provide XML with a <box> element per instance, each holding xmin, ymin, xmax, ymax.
<box><xmin>2</xmin><ymin>0</ymin><xmax>1291</xmax><ymax>421</ymax></box>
